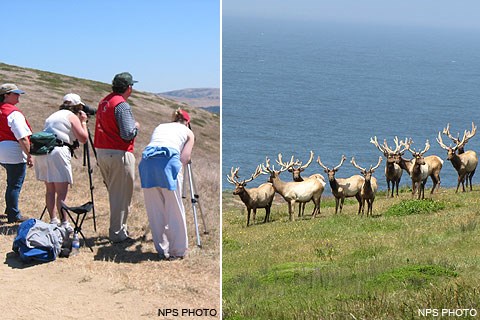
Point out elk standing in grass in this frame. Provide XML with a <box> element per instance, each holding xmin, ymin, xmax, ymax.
<box><xmin>437</xmin><ymin>127</ymin><xmax>478</xmax><ymax>192</ymax></box>
<box><xmin>261</xmin><ymin>156</ymin><xmax>324</xmax><ymax>221</ymax></box>
<box><xmin>277</xmin><ymin>151</ymin><xmax>326</xmax><ymax>217</ymax></box>
<box><xmin>370</xmin><ymin>136</ymin><xmax>403</xmax><ymax>197</ymax></box>
<box><xmin>226</xmin><ymin>165</ymin><xmax>275</xmax><ymax>226</ymax></box>
<box><xmin>396</xmin><ymin>137</ymin><xmax>443</xmax><ymax>195</ymax></box>
<box><xmin>404</xmin><ymin>140</ymin><xmax>431</xmax><ymax>200</ymax></box>
<box><xmin>317</xmin><ymin>155</ymin><xmax>364</xmax><ymax>214</ymax></box>
<box><xmin>351</xmin><ymin>156</ymin><xmax>382</xmax><ymax>216</ymax></box>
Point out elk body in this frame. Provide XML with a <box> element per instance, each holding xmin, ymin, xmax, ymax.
<box><xmin>370</xmin><ymin>136</ymin><xmax>403</xmax><ymax>197</ymax></box>
<box><xmin>226</xmin><ymin>166</ymin><xmax>275</xmax><ymax>226</ymax></box>
<box><xmin>437</xmin><ymin>126</ymin><xmax>478</xmax><ymax>192</ymax></box>
<box><xmin>396</xmin><ymin>138</ymin><xmax>443</xmax><ymax>195</ymax></box>
<box><xmin>317</xmin><ymin>155</ymin><xmax>364</xmax><ymax>214</ymax></box>
<box><xmin>262</xmin><ymin>157</ymin><xmax>324</xmax><ymax>221</ymax></box>
<box><xmin>351</xmin><ymin>156</ymin><xmax>382</xmax><ymax>216</ymax></box>
<box><xmin>406</xmin><ymin>140</ymin><xmax>431</xmax><ymax>199</ymax></box>
<box><xmin>278</xmin><ymin>151</ymin><xmax>326</xmax><ymax>217</ymax></box>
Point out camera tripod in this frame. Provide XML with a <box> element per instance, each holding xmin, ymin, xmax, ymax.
<box><xmin>183</xmin><ymin>161</ymin><xmax>209</xmax><ymax>248</ymax></box>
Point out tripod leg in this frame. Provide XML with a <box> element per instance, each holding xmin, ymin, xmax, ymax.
<box><xmin>187</xmin><ymin>163</ymin><xmax>209</xmax><ymax>234</ymax></box>
<box><xmin>84</xmin><ymin>140</ymin><xmax>97</xmax><ymax>232</ymax></box>
<box><xmin>186</xmin><ymin>163</ymin><xmax>202</xmax><ymax>248</ymax></box>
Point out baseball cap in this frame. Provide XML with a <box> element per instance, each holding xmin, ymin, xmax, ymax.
<box><xmin>0</xmin><ymin>83</ymin><xmax>25</xmax><ymax>95</ymax></box>
<box><xmin>112</xmin><ymin>72</ymin><xmax>138</xmax><ymax>87</ymax></box>
<box><xmin>179</xmin><ymin>109</ymin><xmax>191</xmax><ymax>124</ymax></box>
<box><xmin>63</xmin><ymin>93</ymin><xmax>85</xmax><ymax>106</ymax></box>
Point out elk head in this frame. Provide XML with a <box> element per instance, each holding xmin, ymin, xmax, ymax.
<box><xmin>262</xmin><ymin>155</ymin><xmax>293</xmax><ymax>182</ymax></box>
<box><xmin>317</xmin><ymin>155</ymin><xmax>346</xmax><ymax>182</ymax></box>
<box><xmin>351</xmin><ymin>156</ymin><xmax>383</xmax><ymax>182</ymax></box>
<box><xmin>441</xmin><ymin>122</ymin><xmax>476</xmax><ymax>154</ymax></box>
<box><xmin>405</xmin><ymin>139</ymin><xmax>430</xmax><ymax>166</ymax></box>
<box><xmin>280</xmin><ymin>150</ymin><xmax>314</xmax><ymax>181</ymax></box>
<box><xmin>226</xmin><ymin>165</ymin><xmax>262</xmax><ymax>195</ymax></box>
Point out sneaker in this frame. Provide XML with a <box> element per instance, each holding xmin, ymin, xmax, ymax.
<box><xmin>168</xmin><ymin>256</ymin><xmax>184</xmax><ymax>261</ymax></box>
<box><xmin>60</xmin><ymin>221</ymin><xmax>74</xmax><ymax>233</ymax></box>
<box><xmin>8</xmin><ymin>215</ymin><xmax>29</xmax><ymax>224</ymax></box>
<box><xmin>50</xmin><ymin>218</ymin><xmax>60</xmax><ymax>225</ymax></box>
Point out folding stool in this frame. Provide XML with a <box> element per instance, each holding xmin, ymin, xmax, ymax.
<box><xmin>60</xmin><ymin>201</ymin><xmax>94</xmax><ymax>252</ymax></box>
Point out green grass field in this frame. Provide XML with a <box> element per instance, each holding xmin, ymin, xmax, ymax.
<box><xmin>222</xmin><ymin>188</ymin><xmax>480</xmax><ymax>319</ymax></box>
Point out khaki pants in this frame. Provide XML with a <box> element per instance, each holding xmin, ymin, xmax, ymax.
<box><xmin>143</xmin><ymin>169</ymin><xmax>188</xmax><ymax>257</ymax></box>
<box><xmin>96</xmin><ymin>149</ymin><xmax>135</xmax><ymax>242</ymax></box>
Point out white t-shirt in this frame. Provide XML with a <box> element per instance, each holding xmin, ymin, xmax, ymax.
<box><xmin>0</xmin><ymin>111</ymin><xmax>32</xmax><ymax>164</ymax></box>
<box><xmin>147</xmin><ymin>122</ymin><xmax>191</xmax><ymax>152</ymax></box>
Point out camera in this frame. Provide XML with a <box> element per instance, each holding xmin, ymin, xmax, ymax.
<box><xmin>83</xmin><ymin>104</ymin><xmax>97</xmax><ymax>116</ymax></box>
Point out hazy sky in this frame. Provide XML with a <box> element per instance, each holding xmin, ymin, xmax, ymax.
<box><xmin>1</xmin><ymin>1</ymin><xmax>219</xmax><ymax>93</ymax></box>
<box><xmin>223</xmin><ymin>0</ymin><xmax>480</xmax><ymax>31</ymax></box>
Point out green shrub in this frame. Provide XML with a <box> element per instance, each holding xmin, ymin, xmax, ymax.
<box><xmin>384</xmin><ymin>199</ymin><xmax>445</xmax><ymax>217</ymax></box>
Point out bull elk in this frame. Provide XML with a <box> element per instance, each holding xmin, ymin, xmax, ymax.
<box><xmin>261</xmin><ymin>156</ymin><xmax>324</xmax><ymax>221</ymax></box>
<box><xmin>317</xmin><ymin>155</ymin><xmax>364</xmax><ymax>214</ymax></box>
<box><xmin>351</xmin><ymin>156</ymin><xmax>382</xmax><ymax>216</ymax></box>
<box><xmin>226</xmin><ymin>165</ymin><xmax>275</xmax><ymax>226</ymax></box>
<box><xmin>437</xmin><ymin>127</ymin><xmax>478</xmax><ymax>192</ymax></box>
<box><xmin>277</xmin><ymin>151</ymin><xmax>326</xmax><ymax>217</ymax></box>
<box><xmin>370</xmin><ymin>136</ymin><xmax>403</xmax><ymax>197</ymax></box>
<box><xmin>404</xmin><ymin>140</ymin><xmax>431</xmax><ymax>200</ymax></box>
<box><xmin>396</xmin><ymin>137</ymin><xmax>443</xmax><ymax>195</ymax></box>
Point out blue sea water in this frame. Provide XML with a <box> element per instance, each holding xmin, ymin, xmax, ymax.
<box><xmin>222</xmin><ymin>18</ymin><xmax>480</xmax><ymax>194</ymax></box>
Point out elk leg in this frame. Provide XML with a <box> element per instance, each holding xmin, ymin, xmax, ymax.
<box><xmin>252</xmin><ymin>208</ymin><xmax>257</xmax><ymax>224</ymax></box>
<box><xmin>288</xmin><ymin>201</ymin><xmax>295</xmax><ymax>221</ymax></box>
<box><xmin>247</xmin><ymin>208</ymin><xmax>251</xmax><ymax>226</ymax></box>
<box><xmin>335</xmin><ymin>198</ymin><xmax>340</xmax><ymax>214</ymax></box>
<box><xmin>264</xmin><ymin>206</ymin><xmax>270</xmax><ymax>223</ymax></box>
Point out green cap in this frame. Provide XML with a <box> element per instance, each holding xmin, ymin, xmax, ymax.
<box><xmin>112</xmin><ymin>72</ymin><xmax>138</xmax><ymax>87</ymax></box>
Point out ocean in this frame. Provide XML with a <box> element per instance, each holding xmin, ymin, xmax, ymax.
<box><xmin>222</xmin><ymin>18</ymin><xmax>480</xmax><ymax>194</ymax></box>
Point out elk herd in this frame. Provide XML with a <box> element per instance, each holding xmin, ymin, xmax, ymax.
<box><xmin>227</xmin><ymin>123</ymin><xmax>479</xmax><ymax>226</ymax></box>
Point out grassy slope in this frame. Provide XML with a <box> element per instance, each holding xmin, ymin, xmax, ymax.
<box><xmin>223</xmin><ymin>188</ymin><xmax>480</xmax><ymax>319</ymax></box>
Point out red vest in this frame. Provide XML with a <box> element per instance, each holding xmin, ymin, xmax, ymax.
<box><xmin>0</xmin><ymin>103</ymin><xmax>32</xmax><ymax>142</ymax></box>
<box><xmin>94</xmin><ymin>93</ymin><xmax>135</xmax><ymax>152</ymax></box>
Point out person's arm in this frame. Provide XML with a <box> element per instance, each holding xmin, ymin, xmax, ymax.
<box><xmin>114</xmin><ymin>102</ymin><xmax>139</xmax><ymax>141</ymax></box>
<box><xmin>69</xmin><ymin>111</ymin><xmax>89</xmax><ymax>144</ymax></box>
<box><xmin>17</xmin><ymin>137</ymin><xmax>33</xmax><ymax>167</ymax></box>
<box><xmin>180</xmin><ymin>130</ymin><xmax>195</xmax><ymax>165</ymax></box>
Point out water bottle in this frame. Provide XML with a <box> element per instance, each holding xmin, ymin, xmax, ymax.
<box><xmin>71</xmin><ymin>232</ymin><xmax>80</xmax><ymax>256</ymax></box>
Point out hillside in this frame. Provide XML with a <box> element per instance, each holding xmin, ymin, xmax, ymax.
<box><xmin>157</xmin><ymin>88</ymin><xmax>220</xmax><ymax>113</ymax></box>
<box><xmin>0</xmin><ymin>62</ymin><xmax>220</xmax><ymax>319</ymax></box>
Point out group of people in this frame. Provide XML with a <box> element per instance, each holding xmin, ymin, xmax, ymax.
<box><xmin>0</xmin><ymin>72</ymin><xmax>195</xmax><ymax>260</ymax></box>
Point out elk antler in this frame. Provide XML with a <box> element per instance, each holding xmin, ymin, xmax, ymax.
<box><xmin>442</xmin><ymin>123</ymin><xmax>461</xmax><ymax>145</ymax></box>
<box><xmin>243</xmin><ymin>164</ymin><xmax>263</xmax><ymax>184</ymax></box>
<box><xmin>370</xmin><ymin>136</ymin><xmax>386</xmax><ymax>154</ymax></box>
<box><xmin>316</xmin><ymin>156</ymin><xmax>329</xmax><ymax>171</ymax></box>
<box><xmin>296</xmin><ymin>150</ymin><xmax>314</xmax><ymax>170</ymax></box>
<box><xmin>276</xmin><ymin>153</ymin><xmax>294</xmax><ymax>172</ymax></box>
<box><xmin>436</xmin><ymin>131</ymin><xmax>451</xmax><ymax>150</ymax></box>
<box><xmin>350</xmin><ymin>157</ymin><xmax>366</xmax><ymax>172</ymax></box>
<box><xmin>371</xmin><ymin>156</ymin><xmax>383</xmax><ymax>171</ymax></box>
<box><xmin>226</xmin><ymin>167</ymin><xmax>240</xmax><ymax>184</ymax></box>
<box><xmin>333</xmin><ymin>155</ymin><xmax>347</xmax><ymax>171</ymax></box>
<box><xmin>458</xmin><ymin>122</ymin><xmax>477</xmax><ymax>150</ymax></box>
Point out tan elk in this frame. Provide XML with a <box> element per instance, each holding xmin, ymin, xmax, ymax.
<box><xmin>226</xmin><ymin>165</ymin><xmax>275</xmax><ymax>226</ymax></box>
<box><xmin>437</xmin><ymin>128</ymin><xmax>478</xmax><ymax>192</ymax></box>
<box><xmin>261</xmin><ymin>156</ymin><xmax>324</xmax><ymax>221</ymax></box>
<box><xmin>277</xmin><ymin>151</ymin><xmax>326</xmax><ymax>217</ymax></box>
<box><xmin>351</xmin><ymin>156</ymin><xmax>382</xmax><ymax>216</ymax></box>
<box><xmin>404</xmin><ymin>140</ymin><xmax>431</xmax><ymax>199</ymax></box>
<box><xmin>396</xmin><ymin>137</ymin><xmax>443</xmax><ymax>195</ymax></box>
<box><xmin>317</xmin><ymin>155</ymin><xmax>364</xmax><ymax>214</ymax></box>
<box><xmin>370</xmin><ymin>136</ymin><xmax>403</xmax><ymax>197</ymax></box>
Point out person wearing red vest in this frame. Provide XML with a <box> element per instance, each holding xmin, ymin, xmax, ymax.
<box><xmin>0</xmin><ymin>83</ymin><xmax>33</xmax><ymax>223</ymax></box>
<box><xmin>94</xmin><ymin>72</ymin><xmax>139</xmax><ymax>243</ymax></box>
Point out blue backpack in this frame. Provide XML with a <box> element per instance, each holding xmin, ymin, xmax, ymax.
<box><xmin>13</xmin><ymin>219</ymin><xmax>66</xmax><ymax>263</ymax></box>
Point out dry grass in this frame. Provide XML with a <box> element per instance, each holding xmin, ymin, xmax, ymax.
<box><xmin>0</xmin><ymin>62</ymin><xmax>220</xmax><ymax>319</ymax></box>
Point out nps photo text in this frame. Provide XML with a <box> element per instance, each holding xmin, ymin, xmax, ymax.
<box><xmin>418</xmin><ymin>309</ymin><xmax>478</xmax><ymax>317</ymax></box>
<box><xmin>158</xmin><ymin>308</ymin><xmax>218</xmax><ymax>317</ymax></box>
